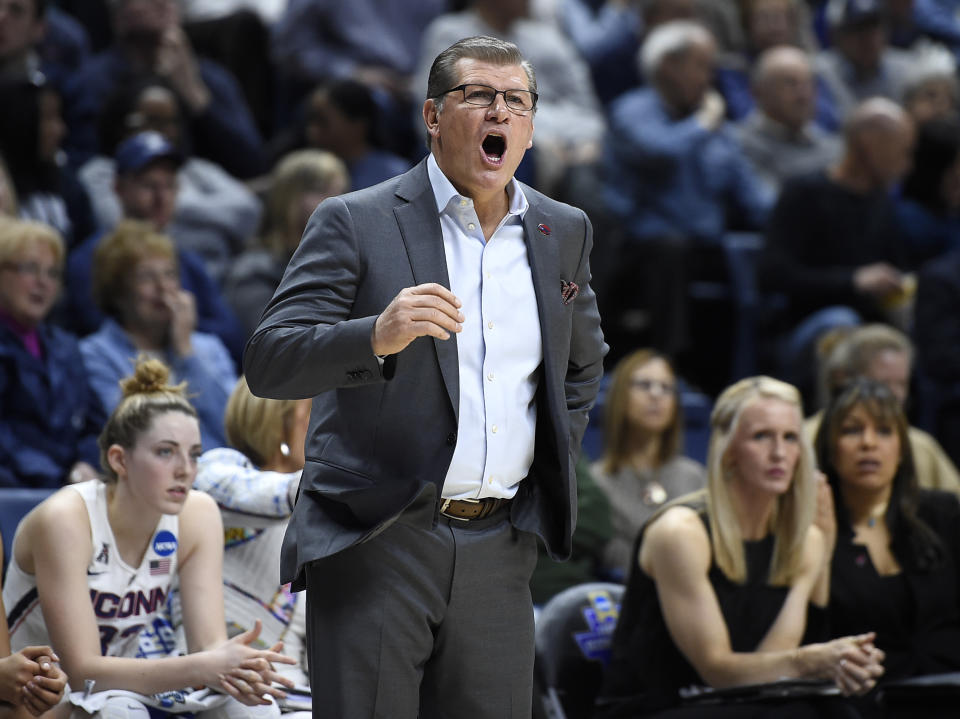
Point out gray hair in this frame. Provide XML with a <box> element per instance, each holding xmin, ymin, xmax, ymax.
<box><xmin>425</xmin><ymin>35</ymin><xmax>537</xmax><ymax>111</ymax></box>
<box><xmin>902</xmin><ymin>42</ymin><xmax>958</xmax><ymax>104</ymax></box>
<box><xmin>640</xmin><ymin>20</ymin><xmax>715</xmax><ymax>81</ymax></box>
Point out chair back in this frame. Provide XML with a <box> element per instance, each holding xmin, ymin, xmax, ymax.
<box><xmin>534</xmin><ymin>582</ymin><xmax>624</xmax><ymax>719</ymax></box>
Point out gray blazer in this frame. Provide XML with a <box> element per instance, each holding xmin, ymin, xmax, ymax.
<box><xmin>243</xmin><ymin>160</ymin><xmax>606</xmax><ymax>589</ymax></box>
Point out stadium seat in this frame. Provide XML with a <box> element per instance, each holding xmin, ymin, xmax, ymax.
<box><xmin>534</xmin><ymin>582</ymin><xmax>624</xmax><ymax>719</ymax></box>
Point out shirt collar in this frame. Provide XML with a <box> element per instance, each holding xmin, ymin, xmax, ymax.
<box><xmin>426</xmin><ymin>152</ymin><xmax>529</xmax><ymax>219</ymax></box>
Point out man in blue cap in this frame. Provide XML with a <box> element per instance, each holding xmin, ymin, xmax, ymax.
<box><xmin>63</xmin><ymin>130</ymin><xmax>244</xmax><ymax>361</ymax></box>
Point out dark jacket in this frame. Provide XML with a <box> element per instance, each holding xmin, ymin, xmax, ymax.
<box><xmin>0</xmin><ymin>323</ymin><xmax>105</xmax><ymax>488</ymax></box>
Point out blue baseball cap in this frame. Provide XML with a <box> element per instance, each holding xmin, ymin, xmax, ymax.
<box><xmin>827</xmin><ymin>0</ymin><xmax>886</xmax><ymax>29</ymax></box>
<box><xmin>115</xmin><ymin>131</ymin><xmax>183</xmax><ymax>175</ymax></box>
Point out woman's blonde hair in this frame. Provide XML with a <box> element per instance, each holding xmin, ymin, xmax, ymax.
<box><xmin>706</xmin><ymin>376</ymin><xmax>815</xmax><ymax>585</ymax></box>
<box><xmin>0</xmin><ymin>217</ymin><xmax>64</xmax><ymax>266</ymax></box>
<box><xmin>601</xmin><ymin>349</ymin><xmax>683</xmax><ymax>473</ymax></box>
<box><xmin>98</xmin><ymin>356</ymin><xmax>197</xmax><ymax>483</ymax></box>
<box><xmin>224</xmin><ymin>376</ymin><xmax>303</xmax><ymax>467</ymax></box>
<box><xmin>262</xmin><ymin>149</ymin><xmax>348</xmax><ymax>257</ymax></box>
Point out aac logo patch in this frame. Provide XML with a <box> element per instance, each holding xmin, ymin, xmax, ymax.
<box><xmin>152</xmin><ymin>530</ymin><xmax>178</xmax><ymax>557</ymax></box>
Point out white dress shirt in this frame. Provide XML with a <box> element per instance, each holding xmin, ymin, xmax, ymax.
<box><xmin>427</xmin><ymin>154</ymin><xmax>542</xmax><ymax>500</ymax></box>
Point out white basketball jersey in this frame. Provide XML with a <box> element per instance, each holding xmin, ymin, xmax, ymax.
<box><xmin>5</xmin><ymin>480</ymin><xmax>181</xmax><ymax>659</ymax></box>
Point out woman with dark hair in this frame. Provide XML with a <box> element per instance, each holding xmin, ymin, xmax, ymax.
<box><xmin>815</xmin><ymin>379</ymin><xmax>960</xmax><ymax>686</ymax></box>
<box><xmin>591</xmin><ymin>349</ymin><xmax>705</xmax><ymax>578</ymax></box>
<box><xmin>270</xmin><ymin>79</ymin><xmax>410</xmax><ymax>191</ymax></box>
<box><xmin>0</xmin><ymin>77</ymin><xmax>93</xmax><ymax>248</ymax></box>
<box><xmin>896</xmin><ymin>116</ymin><xmax>960</xmax><ymax>265</ymax></box>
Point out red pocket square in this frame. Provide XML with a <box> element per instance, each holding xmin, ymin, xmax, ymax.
<box><xmin>561</xmin><ymin>280</ymin><xmax>579</xmax><ymax>305</ymax></box>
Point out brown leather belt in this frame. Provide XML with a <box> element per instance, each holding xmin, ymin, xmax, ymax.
<box><xmin>440</xmin><ymin>497</ymin><xmax>510</xmax><ymax>521</ymax></box>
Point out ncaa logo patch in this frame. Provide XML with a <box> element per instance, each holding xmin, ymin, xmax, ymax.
<box><xmin>153</xmin><ymin>530</ymin><xmax>178</xmax><ymax>557</ymax></box>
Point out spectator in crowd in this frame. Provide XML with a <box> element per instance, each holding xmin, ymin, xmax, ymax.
<box><xmin>271</xmin><ymin>0</ymin><xmax>447</xmax><ymax>155</ymax></box>
<box><xmin>913</xmin><ymin>246</ymin><xmax>960</xmax><ymax>470</ymax></box>
<box><xmin>223</xmin><ymin>149</ymin><xmax>348</xmax><ymax>341</ymax></box>
<box><xmin>270</xmin><ymin>80</ymin><xmax>410</xmax><ymax>192</ymax></box>
<box><xmin>61</xmin><ymin>0</ymin><xmax>265</xmax><ymax>178</ymax></box>
<box><xmin>0</xmin><ymin>0</ymin><xmax>46</xmax><ymax>82</ymax></box>
<box><xmin>715</xmin><ymin>0</ymin><xmax>841</xmax><ymax>130</ymax></box>
<box><xmin>896</xmin><ymin>115</ymin><xmax>960</xmax><ymax>264</ymax></box>
<box><xmin>591</xmin><ymin>349</ymin><xmax>705</xmax><ymax>579</ymax></box>
<box><xmin>193</xmin><ymin>377</ymin><xmax>312</xmax><ymax>691</ymax></box>
<box><xmin>736</xmin><ymin>45</ymin><xmax>842</xmax><ymax>192</ymax></box>
<box><xmin>80</xmin><ymin>220</ymin><xmax>236</xmax><ymax>450</ymax></box>
<box><xmin>815</xmin><ymin>379</ymin><xmax>960</xmax><ymax>709</ymax></box>
<box><xmin>602</xmin><ymin>20</ymin><xmax>772</xmax><ymax>359</ymax></box>
<box><xmin>808</xmin><ymin>323</ymin><xmax>960</xmax><ymax>494</ymax></box>
<box><xmin>178</xmin><ymin>9</ymin><xmax>274</xmax><ymax>138</ymax></box>
<box><xmin>65</xmin><ymin>131</ymin><xmax>245</xmax><ymax>361</ymax></box>
<box><xmin>416</xmin><ymin>0</ymin><xmax>606</xmax><ymax>191</ymax></box>
<box><xmin>558</xmin><ymin>0</ymin><xmax>699</xmax><ymax>105</ymax></box>
<box><xmin>0</xmin><ymin>0</ymin><xmax>91</xmax><ymax>89</ymax></box>
<box><xmin>597</xmin><ymin>376</ymin><xmax>884</xmax><ymax>716</ymax></box>
<box><xmin>815</xmin><ymin>0</ymin><xmax>913</xmax><ymax>122</ymax></box>
<box><xmin>80</xmin><ymin>78</ymin><xmax>262</xmax><ymax>283</ymax></box>
<box><xmin>0</xmin><ymin>77</ymin><xmax>94</xmax><ymax>249</ymax></box>
<box><xmin>271</xmin><ymin>0</ymin><xmax>445</xmax><ymax>97</ymax></box>
<box><xmin>0</xmin><ymin>218</ymin><xmax>103</xmax><ymax>488</ymax></box>
<box><xmin>900</xmin><ymin>42</ymin><xmax>958</xmax><ymax>125</ymax></box>
<box><xmin>2</xmin><ymin>357</ymin><xmax>294</xmax><ymax>719</ymax></box>
<box><xmin>760</xmin><ymin>98</ymin><xmax>914</xmax><ymax>394</ymax></box>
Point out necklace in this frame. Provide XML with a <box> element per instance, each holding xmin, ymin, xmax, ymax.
<box><xmin>865</xmin><ymin>503</ymin><xmax>888</xmax><ymax>528</ymax></box>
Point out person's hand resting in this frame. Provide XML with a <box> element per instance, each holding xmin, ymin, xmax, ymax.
<box><xmin>206</xmin><ymin>621</ymin><xmax>296</xmax><ymax>707</ymax></box>
<box><xmin>0</xmin><ymin>647</ymin><xmax>67</xmax><ymax>716</ymax></box>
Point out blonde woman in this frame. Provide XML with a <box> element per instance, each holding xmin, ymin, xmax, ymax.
<box><xmin>223</xmin><ymin>150</ymin><xmax>348</xmax><ymax>340</ymax></box>
<box><xmin>193</xmin><ymin>378</ymin><xmax>312</xmax><ymax>691</ymax></box>
<box><xmin>0</xmin><ymin>218</ymin><xmax>103</xmax><ymax>488</ymax></box>
<box><xmin>592</xmin><ymin>349</ymin><xmax>705</xmax><ymax>578</ymax></box>
<box><xmin>598</xmin><ymin>377</ymin><xmax>884</xmax><ymax>717</ymax></box>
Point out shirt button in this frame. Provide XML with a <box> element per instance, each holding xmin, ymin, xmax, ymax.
<box><xmin>487</xmin><ymin>321</ymin><xmax>494</xmax><ymax>329</ymax></box>
<box><xmin>487</xmin><ymin>372</ymin><xmax>495</xmax><ymax>381</ymax></box>
<box><xmin>492</xmin><ymin>425</ymin><xmax>498</xmax><ymax>434</ymax></box>
<box><xmin>446</xmin><ymin>432</ymin><xmax>457</xmax><ymax>446</ymax></box>
<box><xmin>460</xmin><ymin>199</ymin><xmax>468</xmax><ymax>207</ymax></box>
<box><xmin>468</xmin><ymin>223</ymin><xmax>476</xmax><ymax>231</ymax></box>
<box><xmin>485</xmin><ymin>272</ymin><xmax>491</xmax><ymax>280</ymax></box>
<box><xmin>488</xmin><ymin>476</ymin><xmax>494</xmax><ymax>485</ymax></box>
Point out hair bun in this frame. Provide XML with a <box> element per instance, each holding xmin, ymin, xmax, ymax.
<box><xmin>119</xmin><ymin>356</ymin><xmax>177</xmax><ymax>398</ymax></box>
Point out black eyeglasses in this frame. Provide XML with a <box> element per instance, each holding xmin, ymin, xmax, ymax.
<box><xmin>436</xmin><ymin>84</ymin><xmax>538</xmax><ymax>113</ymax></box>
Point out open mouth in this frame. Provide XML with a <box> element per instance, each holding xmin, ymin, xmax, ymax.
<box><xmin>481</xmin><ymin>132</ymin><xmax>506</xmax><ymax>164</ymax></box>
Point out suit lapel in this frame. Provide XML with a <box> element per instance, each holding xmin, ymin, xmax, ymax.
<box><xmin>522</xmin><ymin>200</ymin><xmax>563</xmax><ymax>385</ymax></box>
<box><xmin>394</xmin><ymin>162</ymin><xmax>459</xmax><ymax>421</ymax></box>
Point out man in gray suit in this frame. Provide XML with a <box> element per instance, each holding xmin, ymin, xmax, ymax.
<box><xmin>244</xmin><ymin>35</ymin><xmax>606</xmax><ymax>719</ymax></box>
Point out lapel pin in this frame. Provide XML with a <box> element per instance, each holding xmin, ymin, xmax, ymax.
<box><xmin>537</xmin><ymin>223</ymin><xmax>551</xmax><ymax>236</ymax></box>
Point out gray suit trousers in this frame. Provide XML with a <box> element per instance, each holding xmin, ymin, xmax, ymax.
<box><xmin>304</xmin><ymin>492</ymin><xmax>539</xmax><ymax>719</ymax></box>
